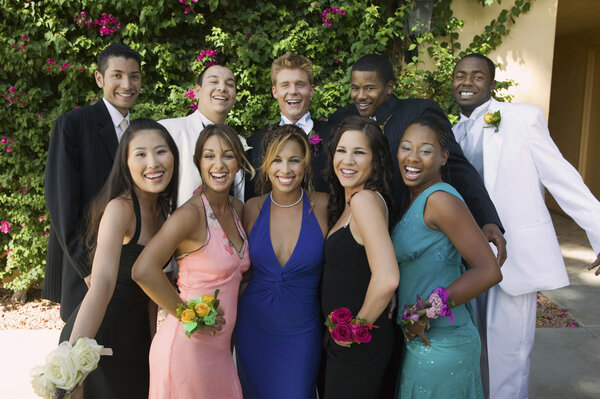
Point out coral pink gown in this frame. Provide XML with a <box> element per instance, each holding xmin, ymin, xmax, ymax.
<box><xmin>149</xmin><ymin>193</ymin><xmax>249</xmax><ymax>399</ymax></box>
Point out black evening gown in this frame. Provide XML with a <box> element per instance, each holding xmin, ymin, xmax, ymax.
<box><xmin>60</xmin><ymin>194</ymin><xmax>151</xmax><ymax>399</ymax></box>
<box><xmin>320</xmin><ymin>223</ymin><xmax>394</xmax><ymax>399</ymax></box>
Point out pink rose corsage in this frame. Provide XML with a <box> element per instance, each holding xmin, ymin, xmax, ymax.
<box><xmin>401</xmin><ymin>286</ymin><xmax>456</xmax><ymax>330</ymax></box>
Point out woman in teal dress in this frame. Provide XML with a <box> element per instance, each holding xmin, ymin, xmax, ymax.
<box><xmin>392</xmin><ymin>116</ymin><xmax>502</xmax><ymax>398</ymax></box>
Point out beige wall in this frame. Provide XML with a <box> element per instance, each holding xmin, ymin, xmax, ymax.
<box><xmin>451</xmin><ymin>0</ymin><xmax>558</xmax><ymax>118</ymax></box>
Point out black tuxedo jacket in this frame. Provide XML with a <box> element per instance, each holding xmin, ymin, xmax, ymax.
<box><xmin>329</xmin><ymin>95</ymin><xmax>502</xmax><ymax>229</ymax></box>
<box><xmin>244</xmin><ymin>119</ymin><xmax>333</xmax><ymax>201</ymax></box>
<box><xmin>43</xmin><ymin>100</ymin><xmax>118</xmax><ymax>321</ymax></box>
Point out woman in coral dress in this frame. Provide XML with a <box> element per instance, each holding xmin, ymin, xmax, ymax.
<box><xmin>133</xmin><ymin>124</ymin><xmax>254</xmax><ymax>398</ymax></box>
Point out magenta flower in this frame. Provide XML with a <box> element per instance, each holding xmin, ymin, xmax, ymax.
<box><xmin>8</xmin><ymin>86</ymin><xmax>16</xmax><ymax>93</ymax></box>
<box><xmin>79</xmin><ymin>65</ymin><xmax>85</xmax><ymax>72</ymax></box>
<box><xmin>36</xmin><ymin>113</ymin><xmax>43</xmax><ymax>118</ymax></box>
<box><xmin>331</xmin><ymin>307</ymin><xmax>353</xmax><ymax>324</ymax></box>
<box><xmin>0</xmin><ymin>221</ymin><xmax>11</xmax><ymax>234</ymax></box>
<box><xmin>179</xmin><ymin>0</ymin><xmax>188</xmax><ymax>4</ymax></box>
<box><xmin>47</xmin><ymin>58</ymin><xmax>56</xmax><ymax>64</ymax></box>
<box><xmin>331</xmin><ymin>323</ymin><xmax>353</xmax><ymax>342</ymax></box>
<box><xmin>6</xmin><ymin>146</ymin><xmax>13</xmax><ymax>152</ymax></box>
<box><xmin>96</xmin><ymin>13</ymin><xmax>120</xmax><ymax>36</ymax></box>
<box><xmin>1</xmin><ymin>137</ymin><xmax>7</xmax><ymax>144</ymax></box>
<box><xmin>351</xmin><ymin>323</ymin><xmax>372</xmax><ymax>343</ymax></box>
<box><xmin>22</xmin><ymin>35</ymin><xmax>28</xmax><ymax>40</ymax></box>
<box><xmin>43</xmin><ymin>231</ymin><xmax>49</xmax><ymax>237</ymax></box>
<box><xmin>39</xmin><ymin>216</ymin><xmax>46</xmax><ymax>221</ymax></box>
<box><xmin>184</xmin><ymin>7</ymin><xmax>191</xmax><ymax>14</ymax></box>
<box><xmin>184</xmin><ymin>89</ymin><xmax>195</xmax><ymax>99</ymax></box>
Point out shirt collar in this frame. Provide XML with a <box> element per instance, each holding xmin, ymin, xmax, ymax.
<box><xmin>459</xmin><ymin>98</ymin><xmax>492</xmax><ymax>122</ymax></box>
<box><xmin>102</xmin><ymin>98</ymin><xmax>130</xmax><ymax>131</ymax></box>
<box><xmin>280</xmin><ymin>111</ymin><xmax>314</xmax><ymax>135</ymax></box>
<box><xmin>195</xmin><ymin>110</ymin><xmax>215</xmax><ymax>127</ymax></box>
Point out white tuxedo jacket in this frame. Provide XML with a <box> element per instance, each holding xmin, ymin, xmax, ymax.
<box><xmin>453</xmin><ymin>99</ymin><xmax>600</xmax><ymax>296</ymax></box>
<box><xmin>160</xmin><ymin>111</ymin><xmax>207</xmax><ymax>207</ymax></box>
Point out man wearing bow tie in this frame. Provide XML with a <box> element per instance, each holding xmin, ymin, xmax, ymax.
<box><xmin>244</xmin><ymin>52</ymin><xmax>332</xmax><ymax>200</ymax></box>
<box><xmin>452</xmin><ymin>53</ymin><xmax>600</xmax><ymax>399</ymax></box>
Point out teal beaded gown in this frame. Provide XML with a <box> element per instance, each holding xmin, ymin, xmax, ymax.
<box><xmin>391</xmin><ymin>183</ymin><xmax>483</xmax><ymax>399</ymax></box>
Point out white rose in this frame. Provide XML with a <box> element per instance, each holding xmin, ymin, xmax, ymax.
<box><xmin>30</xmin><ymin>366</ymin><xmax>55</xmax><ymax>399</ymax></box>
<box><xmin>71</xmin><ymin>337</ymin><xmax>102</xmax><ymax>375</ymax></box>
<box><xmin>44</xmin><ymin>341</ymin><xmax>79</xmax><ymax>391</ymax></box>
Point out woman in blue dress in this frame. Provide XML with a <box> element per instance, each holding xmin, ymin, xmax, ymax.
<box><xmin>236</xmin><ymin>124</ymin><xmax>329</xmax><ymax>399</ymax></box>
<box><xmin>392</xmin><ymin>116</ymin><xmax>502</xmax><ymax>398</ymax></box>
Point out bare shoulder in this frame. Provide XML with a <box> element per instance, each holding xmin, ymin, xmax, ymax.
<box><xmin>104</xmin><ymin>197</ymin><xmax>134</xmax><ymax>221</ymax></box>
<box><xmin>424</xmin><ymin>190</ymin><xmax>470</xmax><ymax>230</ymax></box>
<box><xmin>350</xmin><ymin>190</ymin><xmax>385</xmax><ymax>212</ymax></box>
<box><xmin>244</xmin><ymin>195</ymin><xmax>267</xmax><ymax>214</ymax></box>
<box><xmin>426</xmin><ymin>190</ymin><xmax>465</xmax><ymax>214</ymax></box>
<box><xmin>170</xmin><ymin>195</ymin><xmax>205</xmax><ymax>223</ymax></box>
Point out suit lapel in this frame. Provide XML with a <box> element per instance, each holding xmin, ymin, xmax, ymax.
<box><xmin>94</xmin><ymin>100</ymin><xmax>118</xmax><ymax>160</ymax></box>
<box><xmin>482</xmin><ymin>99</ymin><xmax>504</xmax><ymax>191</ymax></box>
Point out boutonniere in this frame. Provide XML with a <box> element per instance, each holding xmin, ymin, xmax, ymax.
<box><xmin>483</xmin><ymin>110</ymin><xmax>501</xmax><ymax>132</ymax></box>
<box><xmin>308</xmin><ymin>130</ymin><xmax>323</xmax><ymax>157</ymax></box>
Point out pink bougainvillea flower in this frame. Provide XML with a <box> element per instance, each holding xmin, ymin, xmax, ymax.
<box><xmin>0</xmin><ymin>221</ymin><xmax>11</xmax><ymax>234</ymax></box>
<box><xmin>36</xmin><ymin>113</ymin><xmax>43</xmax><ymax>118</ymax></box>
<box><xmin>43</xmin><ymin>231</ymin><xmax>49</xmax><ymax>237</ymax></box>
<box><xmin>47</xmin><ymin>58</ymin><xmax>56</xmax><ymax>64</ymax></box>
<box><xmin>184</xmin><ymin>7</ymin><xmax>191</xmax><ymax>14</ymax></box>
<box><xmin>6</xmin><ymin>146</ymin><xmax>13</xmax><ymax>152</ymax></box>
<box><xmin>8</xmin><ymin>86</ymin><xmax>16</xmax><ymax>93</ymax></box>
<box><xmin>184</xmin><ymin>89</ymin><xmax>195</xmax><ymax>99</ymax></box>
<box><xmin>79</xmin><ymin>65</ymin><xmax>85</xmax><ymax>72</ymax></box>
<box><xmin>179</xmin><ymin>0</ymin><xmax>188</xmax><ymax>4</ymax></box>
<box><xmin>1</xmin><ymin>137</ymin><xmax>7</xmax><ymax>144</ymax></box>
<box><xmin>22</xmin><ymin>35</ymin><xmax>28</xmax><ymax>40</ymax></box>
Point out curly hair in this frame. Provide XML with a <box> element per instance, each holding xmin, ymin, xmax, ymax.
<box><xmin>255</xmin><ymin>124</ymin><xmax>313</xmax><ymax>195</ymax></box>
<box><xmin>324</xmin><ymin>115</ymin><xmax>394</xmax><ymax>228</ymax></box>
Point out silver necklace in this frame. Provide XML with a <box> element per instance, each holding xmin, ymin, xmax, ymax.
<box><xmin>270</xmin><ymin>189</ymin><xmax>303</xmax><ymax>208</ymax></box>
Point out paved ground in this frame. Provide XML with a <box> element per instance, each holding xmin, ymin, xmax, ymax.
<box><xmin>2</xmin><ymin>212</ymin><xmax>599</xmax><ymax>398</ymax></box>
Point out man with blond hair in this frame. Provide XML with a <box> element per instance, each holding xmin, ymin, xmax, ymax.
<box><xmin>245</xmin><ymin>52</ymin><xmax>332</xmax><ymax>199</ymax></box>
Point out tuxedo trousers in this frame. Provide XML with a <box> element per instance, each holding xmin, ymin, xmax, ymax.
<box><xmin>487</xmin><ymin>285</ymin><xmax>536</xmax><ymax>399</ymax></box>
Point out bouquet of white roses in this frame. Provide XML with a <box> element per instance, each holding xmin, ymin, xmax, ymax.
<box><xmin>30</xmin><ymin>337</ymin><xmax>112</xmax><ymax>399</ymax></box>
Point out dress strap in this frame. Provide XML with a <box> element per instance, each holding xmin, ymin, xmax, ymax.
<box><xmin>345</xmin><ymin>190</ymin><xmax>388</xmax><ymax>228</ymax></box>
<box><xmin>130</xmin><ymin>190</ymin><xmax>142</xmax><ymax>245</ymax></box>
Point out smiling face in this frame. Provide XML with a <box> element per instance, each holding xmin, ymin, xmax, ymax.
<box><xmin>272</xmin><ymin>68</ymin><xmax>315</xmax><ymax>123</ymax></box>
<box><xmin>452</xmin><ymin>57</ymin><xmax>496</xmax><ymax>117</ymax></box>
<box><xmin>333</xmin><ymin>129</ymin><xmax>373</xmax><ymax>194</ymax></box>
<box><xmin>95</xmin><ymin>56</ymin><xmax>141</xmax><ymax>116</ymax></box>
<box><xmin>397</xmin><ymin>123</ymin><xmax>448</xmax><ymax>194</ymax></box>
<box><xmin>194</xmin><ymin>65</ymin><xmax>236</xmax><ymax>123</ymax></box>
<box><xmin>350</xmin><ymin>70</ymin><xmax>393</xmax><ymax>117</ymax></box>
<box><xmin>267</xmin><ymin>139</ymin><xmax>306</xmax><ymax>196</ymax></box>
<box><xmin>127</xmin><ymin>130</ymin><xmax>174</xmax><ymax>194</ymax></box>
<box><xmin>199</xmin><ymin>134</ymin><xmax>240</xmax><ymax>194</ymax></box>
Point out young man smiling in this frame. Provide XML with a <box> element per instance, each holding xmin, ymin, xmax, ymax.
<box><xmin>160</xmin><ymin>64</ymin><xmax>238</xmax><ymax>206</ymax></box>
<box><xmin>452</xmin><ymin>53</ymin><xmax>600</xmax><ymax>399</ymax></box>
<box><xmin>43</xmin><ymin>43</ymin><xmax>142</xmax><ymax>322</ymax></box>
<box><xmin>245</xmin><ymin>52</ymin><xmax>332</xmax><ymax>200</ymax></box>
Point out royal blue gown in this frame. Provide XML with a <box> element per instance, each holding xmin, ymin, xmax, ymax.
<box><xmin>236</xmin><ymin>193</ymin><xmax>324</xmax><ymax>399</ymax></box>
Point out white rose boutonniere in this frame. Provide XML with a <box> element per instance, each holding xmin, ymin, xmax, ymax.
<box><xmin>483</xmin><ymin>110</ymin><xmax>501</xmax><ymax>132</ymax></box>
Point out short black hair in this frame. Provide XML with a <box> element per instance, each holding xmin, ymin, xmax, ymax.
<box><xmin>352</xmin><ymin>54</ymin><xmax>395</xmax><ymax>85</ymax></box>
<box><xmin>97</xmin><ymin>43</ymin><xmax>141</xmax><ymax>75</ymax></box>
<box><xmin>456</xmin><ymin>53</ymin><xmax>495</xmax><ymax>81</ymax></box>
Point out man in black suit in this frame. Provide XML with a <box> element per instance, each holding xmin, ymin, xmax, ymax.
<box><xmin>43</xmin><ymin>43</ymin><xmax>142</xmax><ymax>321</ymax></box>
<box><xmin>245</xmin><ymin>52</ymin><xmax>332</xmax><ymax>200</ymax></box>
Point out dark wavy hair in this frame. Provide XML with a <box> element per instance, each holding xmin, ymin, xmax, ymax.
<box><xmin>324</xmin><ymin>115</ymin><xmax>394</xmax><ymax>228</ymax></box>
<box><xmin>396</xmin><ymin>115</ymin><xmax>451</xmax><ymax>218</ymax></box>
<box><xmin>86</xmin><ymin>118</ymin><xmax>180</xmax><ymax>262</ymax></box>
<box><xmin>192</xmin><ymin>124</ymin><xmax>255</xmax><ymax>193</ymax></box>
<box><xmin>255</xmin><ymin>124</ymin><xmax>313</xmax><ymax>195</ymax></box>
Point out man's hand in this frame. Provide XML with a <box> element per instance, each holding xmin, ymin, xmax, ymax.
<box><xmin>587</xmin><ymin>253</ymin><xmax>600</xmax><ymax>276</ymax></box>
<box><xmin>482</xmin><ymin>223</ymin><xmax>507</xmax><ymax>267</ymax></box>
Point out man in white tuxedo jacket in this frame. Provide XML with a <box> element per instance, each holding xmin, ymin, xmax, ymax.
<box><xmin>452</xmin><ymin>53</ymin><xmax>600</xmax><ymax>399</ymax></box>
<box><xmin>160</xmin><ymin>65</ymin><xmax>237</xmax><ymax>207</ymax></box>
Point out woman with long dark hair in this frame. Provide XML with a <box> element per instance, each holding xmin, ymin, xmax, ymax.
<box><xmin>132</xmin><ymin>124</ymin><xmax>254</xmax><ymax>399</ymax></box>
<box><xmin>320</xmin><ymin>115</ymin><xmax>399</xmax><ymax>398</ymax></box>
<box><xmin>60</xmin><ymin>118</ymin><xmax>179</xmax><ymax>399</ymax></box>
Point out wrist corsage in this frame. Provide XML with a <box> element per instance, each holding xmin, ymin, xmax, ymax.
<box><xmin>483</xmin><ymin>110</ymin><xmax>501</xmax><ymax>132</ymax></box>
<box><xmin>325</xmin><ymin>307</ymin><xmax>378</xmax><ymax>344</ymax></box>
<box><xmin>176</xmin><ymin>289</ymin><xmax>222</xmax><ymax>337</ymax></box>
<box><xmin>30</xmin><ymin>337</ymin><xmax>112</xmax><ymax>399</ymax></box>
<box><xmin>401</xmin><ymin>286</ymin><xmax>456</xmax><ymax>332</ymax></box>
